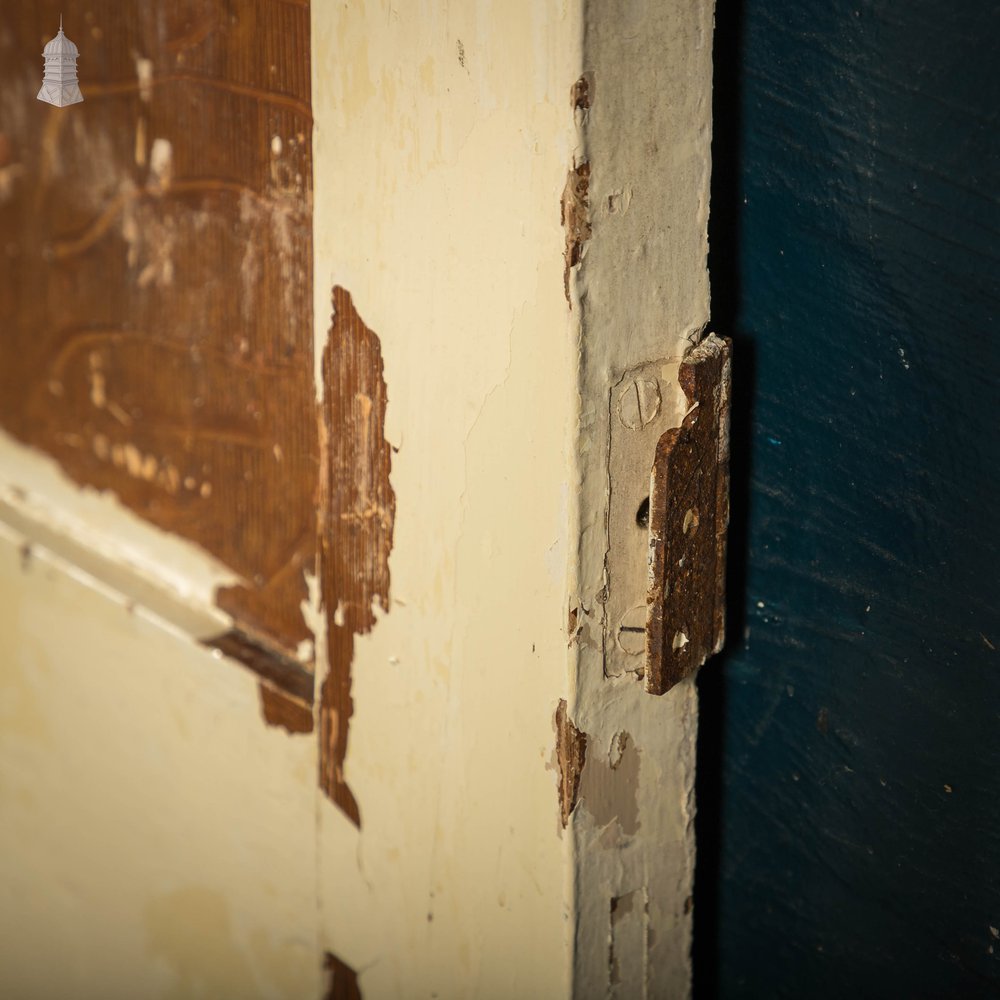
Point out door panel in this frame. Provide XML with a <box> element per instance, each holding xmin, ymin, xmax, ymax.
<box><xmin>701</xmin><ymin>1</ymin><xmax>1000</xmax><ymax>995</ymax></box>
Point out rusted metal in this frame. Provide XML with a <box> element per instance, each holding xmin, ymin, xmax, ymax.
<box><xmin>645</xmin><ymin>334</ymin><xmax>731</xmax><ymax>695</ymax></box>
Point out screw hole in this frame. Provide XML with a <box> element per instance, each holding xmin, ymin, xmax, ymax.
<box><xmin>636</xmin><ymin>496</ymin><xmax>650</xmax><ymax>528</ymax></box>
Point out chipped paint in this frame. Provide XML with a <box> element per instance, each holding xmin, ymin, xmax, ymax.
<box><xmin>0</xmin><ymin>2</ymin><xmax>714</xmax><ymax>995</ymax></box>
<box><xmin>0</xmin><ymin>1</ymin><xmax>319</xmax><ymax>670</ymax></box>
<box><xmin>561</xmin><ymin>160</ymin><xmax>591</xmax><ymax>304</ymax></box>
<box><xmin>259</xmin><ymin>683</ymin><xmax>314</xmax><ymax>735</ymax></box>
<box><xmin>556</xmin><ymin>698</ymin><xmax>588</xmax><ymax>828</ymax></box>
<box><xmin>317</xmin><ymin>286</ymin><xmax>395</xmax><ymax>826</ymax></box>
<box><xmin>578</xmin><ymin>730</ymin><xmax>640</xmax><ymax>836</ymax></box>
<box><xmin>323</xmin><ymin>951</ymin><xmax>362</xmax><ymax>1000</ymax></box>
<box><xmin>148</xmin><ymin>137</ymin><xmax>173</xmax><ymax>191</ymax></box>
<box><xmin>568</xmin><ymin>0</ymin><xmax>715</xmax><ymax>993</ymax></box>
<box><xmin>133</xmin><ymin>54</ymin><xmax>154</xmax><ymax>102</ymax></box>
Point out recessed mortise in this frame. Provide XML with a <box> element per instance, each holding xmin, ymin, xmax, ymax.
<box><xmin>636</xmin><ymin>496</ymin><xmax>650</xmax><ymax>529</ymax></box>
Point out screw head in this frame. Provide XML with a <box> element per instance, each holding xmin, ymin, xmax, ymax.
<box><xmin>616</xmin><ymin>605</ymin><xmax>647</xmax><ymax>655</ymax></box>
<box><xmin>617</xmin><ymin>377</ymin><xmax>661</xmax><ymax>430</ymax></box>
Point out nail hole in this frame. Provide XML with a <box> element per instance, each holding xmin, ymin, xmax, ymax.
<box><xmin>636</xmin><ymin>496</ymin><xmax>650</xmax><ymax>528</ymax></box>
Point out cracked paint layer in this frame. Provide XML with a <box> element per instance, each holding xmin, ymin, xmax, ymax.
<box><xmin>318</xmin><ymin>287</ymin><xmax>395</xmax><ymax>827</ymax></box>
<box><xmin>561</xmin><ymin>160</ymin><xmax>591</xmax><ymax>304</ymax></box>
<box><xmin>555</xmin><ymin>698</ymin><xmax>588</xmax><ymax>828</ymax></box>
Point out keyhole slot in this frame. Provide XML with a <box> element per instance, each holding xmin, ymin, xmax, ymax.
<box><xmin>636</xmin><ymin>496</ymin><xmax>650</xmax><ymax>529</ymax></box>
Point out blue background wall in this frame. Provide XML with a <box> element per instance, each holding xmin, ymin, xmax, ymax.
<box><xmin>697</xmin><ymin>1</ymin><xmax>1000</xmax><ymax>995</ymax></box>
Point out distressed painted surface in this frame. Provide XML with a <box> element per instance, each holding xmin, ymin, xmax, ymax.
<box><xmin>556</xmin><ymin>698</ymin><xmax>589</xmax><ymax>828</ymax></box>
<box><xmin>0</xmin><ymin>2</ymin><xmax>317</xmax><ymax>658</ymax></box>
<box><xmin>569</xmin><ymin>0</ymin><xmax>715</xmax><ymax>995</ymax></box>
<box><xmin>311</xmin><ymin>2</ymin><xmax>584</xmax><ymax>995</ymax></box>
<box><xmin>318</xmin><ymin>286</ymin><xmax>395</xmax><ymax>827</ymax></box>
<box><xmin>0</xmin><ymin>1</ymin><xmax>715</xmax><ymax>995</ymax></box>
<box><xmin>699</xmin><ymin>0</ymin><xmax>1000</xmax><ymax>995</ymax></box>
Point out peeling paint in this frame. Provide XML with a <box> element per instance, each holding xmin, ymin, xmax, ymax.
<box><xmin>149</xmin><ymin>137</ymin><xmax>173</xmax><ymax>191</ymax></box>
<box><xmin>318</xmin><ymin>287</ymin><xmax>395</xmax><ymax>827</ymax></box>
<box><xmin>133</xmin><ymin>54</ymin><xmax>154</xmax><ymax>102</ymax></box>
<box><xmin>258</xmin><ymin>683</ymin><xmax>314</xmax><ymax>735</ymax></box>
<box><xmin>203</xmin><ymin>627</ymin><xmax>314</xmax><ymax>706</ymax></box>
<box><xmin>561</xmin><ymin>160</ymin><xmax>591</xmax><ymax>304</ymax></box>
<box><xmin>609</xmin><ymin>887</ymin><xmax>648</xmax><ymax>996</ymax></box>
<box><xmin>578</xmin><ymin>730</ymin><xmax>640</xmax><ymax>836</ymax></box>
<box><xmin>569</xmin><ymin>0</ymin><xmax>715</xmax><ymax>988</ymax></box>
<box><xmin>555</xmin><ymin>698</ymin><xmax>588</xmax><ymax>828</ymax></box>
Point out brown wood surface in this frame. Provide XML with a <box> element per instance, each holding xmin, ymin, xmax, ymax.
<box><xmin>318</xmin><ymin>287</ymin><xmax>396</xmax><ymax>828</ymax></box>
<box><xmin>323</xmin><ymin>951</ymin><xmax>363</xmax><ymax>1000</ymax></box>
<box><xmin>0</xmin><ymin>2</ymin><xmax>316</xmax><ymax>660</ymax></box>
<box><xmin>258</xmin><ymin>682</ymin><xmax>314</xmax><ymax>735</ymax></box>
<box><xmin>555</xmin><ymin>698</ymin><xmax>588</xmax><ymax>828</ymax></box>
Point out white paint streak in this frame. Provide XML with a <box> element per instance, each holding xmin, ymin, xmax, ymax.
<box><xmin>134</xmin><ymin>55</ymin><xmax>154</xmax><ymax>102</ymax></box>
<box><xmin>134</xmin><ymin>116</ymin><xmax>147</xmax><ymax>167</ymax></box>
<box><xmin>149</xmin><ymin>138</ymin><xmax>173</xmax><ymax>190</ymax></box>
<box><xmin>0</xmin><ymin>430</ymin><xmax>238</xmax><ymax>622</ymax></box>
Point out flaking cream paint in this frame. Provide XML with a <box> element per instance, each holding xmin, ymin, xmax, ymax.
<box><xmin>0</xmin><ymin>1</ymin><xmax>712</xmax><ymax>995</ymax></box>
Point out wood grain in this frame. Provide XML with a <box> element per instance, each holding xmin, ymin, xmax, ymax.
<box><xmin>555</xmin><ymin>698</ymin><xmax>588</xmax><ymax>828</ymax></box>
<box><xmin>0</xmin><ymin>2</ymin><xmax>316</xmax><ymax>662</ymax></box>
<box><xmin>318</xmin><ymin>287</ymin><xmax>396</xmax><ymax>827</ymax></box>
<box><xmin>259</xmin><ymin>682</ymin><xmax>314</xmax><ymax>735</ymax></box>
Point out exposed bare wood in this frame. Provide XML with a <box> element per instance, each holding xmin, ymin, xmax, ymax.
<box><xmin>555</xmin><ymin>698</ymin><xmax>588</xmax><ymax>828</ymax></box>
<box><xmin>0</xmin><ymin>1</ymin><xmax>317</xmax><ymax>667</ymax></box>
<box><xmin>322</xmin><ymin>952</ymin><xmax>362</xmax><ymax>1000</ymax></box>
<box><xmin>318</xmin><ymin>287</ymin><xmax>396</xmax><ymax>827</ymax></box>
<box><xmin>258</xmin><ymin>683</ymin><xmax>314</xmax><ymax>735</ymax></box>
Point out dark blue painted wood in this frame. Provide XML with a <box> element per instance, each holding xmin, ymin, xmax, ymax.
<box><xmin>698</xmin><ymin>1</ymin><xmax>1000</xmax><ymax>996</ymax></box>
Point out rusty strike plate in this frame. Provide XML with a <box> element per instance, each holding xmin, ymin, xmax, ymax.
<box><xmin>645</xmin><ymin>334</ymin><xmax>731</xmax><ymax>695</ymax></box>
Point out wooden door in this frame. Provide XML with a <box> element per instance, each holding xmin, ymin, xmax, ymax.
<box><xmin>698</xmin><ymin>1</ymin><xmax>1000</xmax><ymax>995</ymax></box>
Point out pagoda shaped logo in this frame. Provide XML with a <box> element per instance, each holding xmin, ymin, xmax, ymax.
<box><xmin>37</xmin><ymin>17</ymin><xmax>83</xmax><ymax>108</ymax></box>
